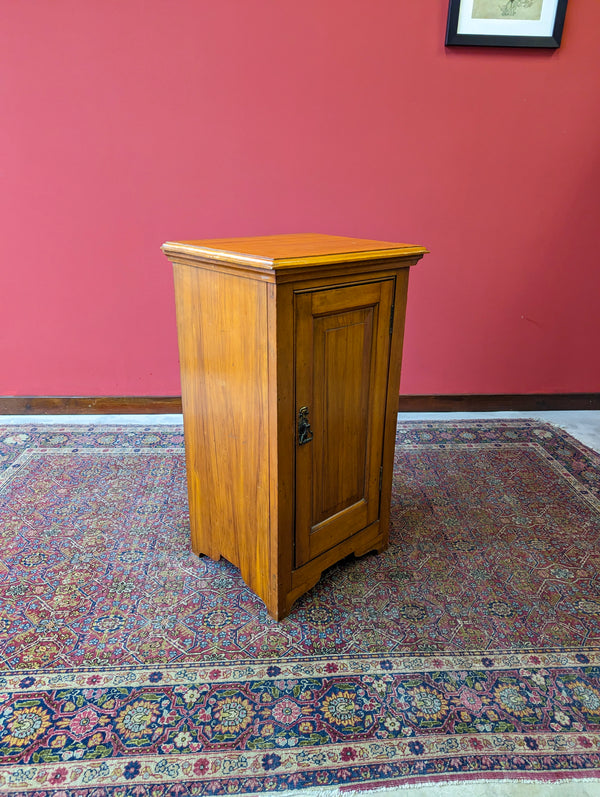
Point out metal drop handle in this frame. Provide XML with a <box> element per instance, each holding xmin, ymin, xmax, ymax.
<box><xmin>297</xmin><ymin>406</ymin><xmax>313</xmax><ymax>445</ymax></box>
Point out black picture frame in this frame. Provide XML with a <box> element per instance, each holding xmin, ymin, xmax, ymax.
<box><xmin>445</xmin><ymin>0</ymin><xmax>568</xmax><ymax>48</ymax></box>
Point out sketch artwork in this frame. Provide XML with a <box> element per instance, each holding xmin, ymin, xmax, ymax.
<box><xmin>471</xmin><ymin>0</ymin><xmax>544</xmax><ymax>19</ymax></box>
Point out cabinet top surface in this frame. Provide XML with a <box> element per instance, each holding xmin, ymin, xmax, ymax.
<box><xmin>162</xmin><ymin>233</ymin><xmax>427</xmax><ymax>270</ymax></box>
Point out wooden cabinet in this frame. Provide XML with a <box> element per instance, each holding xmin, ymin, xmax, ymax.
<box><xmin>162</xmin><ymin>234</ymin><xmax>427</xmax><ymax>620</ymax></box>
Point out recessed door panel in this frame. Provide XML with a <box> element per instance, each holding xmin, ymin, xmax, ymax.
<box><xmin>295</xmin><ymin>279</ymin><xmax>394</xmax><ymax>567</ymax></box>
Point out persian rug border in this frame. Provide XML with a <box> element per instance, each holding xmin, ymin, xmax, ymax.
<box><xmin>3</xmin><ymin>648</ymin><xmax>600</xmax><ymax>688</ymax></box>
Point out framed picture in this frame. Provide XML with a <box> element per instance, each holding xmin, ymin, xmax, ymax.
<box><xmin>445</xmin><ymin>0</ymin><xmax>568</xmax><ymax>48</ymax></box>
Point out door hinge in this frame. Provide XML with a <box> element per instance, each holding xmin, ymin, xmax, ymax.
<box><xmin>389</xmin><ymin>303</ymin><xmax>395</xmax><ymax>336</ymax></box>
<box><xmin>379</xmin><ymin>466</ymin><xmax>383</xmax><ymax>493</ymax></box>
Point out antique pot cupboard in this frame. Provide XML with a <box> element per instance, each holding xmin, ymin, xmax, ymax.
<box><xmin>162</xmin><ymin>234</ymin><xmax>427</xmax><ymax>620</ymax></box>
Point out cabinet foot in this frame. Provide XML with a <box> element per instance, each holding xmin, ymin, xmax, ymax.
<box><xmin>353</xmin><ymin>537</ymin><xmax>388</xmax><ymax>559</ymax></box>
<box><xmin>370</xmin><ymin>541</ymin><xmax>389</xmax><ymax>556</ymax></box>
<box><xmin>190</xmin><ymin>546</ymin><xmax>221</xmax><ymax>562</ymax></box>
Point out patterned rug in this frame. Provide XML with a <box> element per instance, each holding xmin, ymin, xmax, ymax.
<box><xmin>1</xmin><ymin>420</ymin><xmax>600</xmax><ymax>794</ymax></box>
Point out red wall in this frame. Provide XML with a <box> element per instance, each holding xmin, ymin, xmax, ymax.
<box><xmin>2</xmin><ymin>1</ymin><xmax>599</xmax><ymax>396</ymax></box>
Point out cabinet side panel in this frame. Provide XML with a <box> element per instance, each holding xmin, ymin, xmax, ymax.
<box><xmin>172</xmin><ymin>264</ymin><xmax>271</xmax><ymax>602</ymax></box>
<box><xmin>379</xmin><ymin>269</ymin><xmax>411</xmax><ymax>541</ymax></box>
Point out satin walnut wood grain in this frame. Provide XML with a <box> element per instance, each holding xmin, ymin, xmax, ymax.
<box><xmin>162</xmin><ymin>234</ymin><xmax>428</xmax><ymax>619</ymax></box>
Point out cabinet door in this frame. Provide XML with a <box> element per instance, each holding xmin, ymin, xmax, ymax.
<box><xmin>294</xmin><ymin>279</ymin><xmax>395</xmax><ymax>567</ymax></box>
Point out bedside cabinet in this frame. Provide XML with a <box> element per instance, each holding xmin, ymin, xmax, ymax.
<box><xmin>162</xmin><ymin>234</ymin><xmax>427</xmax><ymax>619</ymax></box>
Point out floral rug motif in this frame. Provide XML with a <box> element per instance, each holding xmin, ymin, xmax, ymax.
<box><xmin>0</xmin><ymin>420</ymin><xmax>600</xmax><ymax>794</ymax></box>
